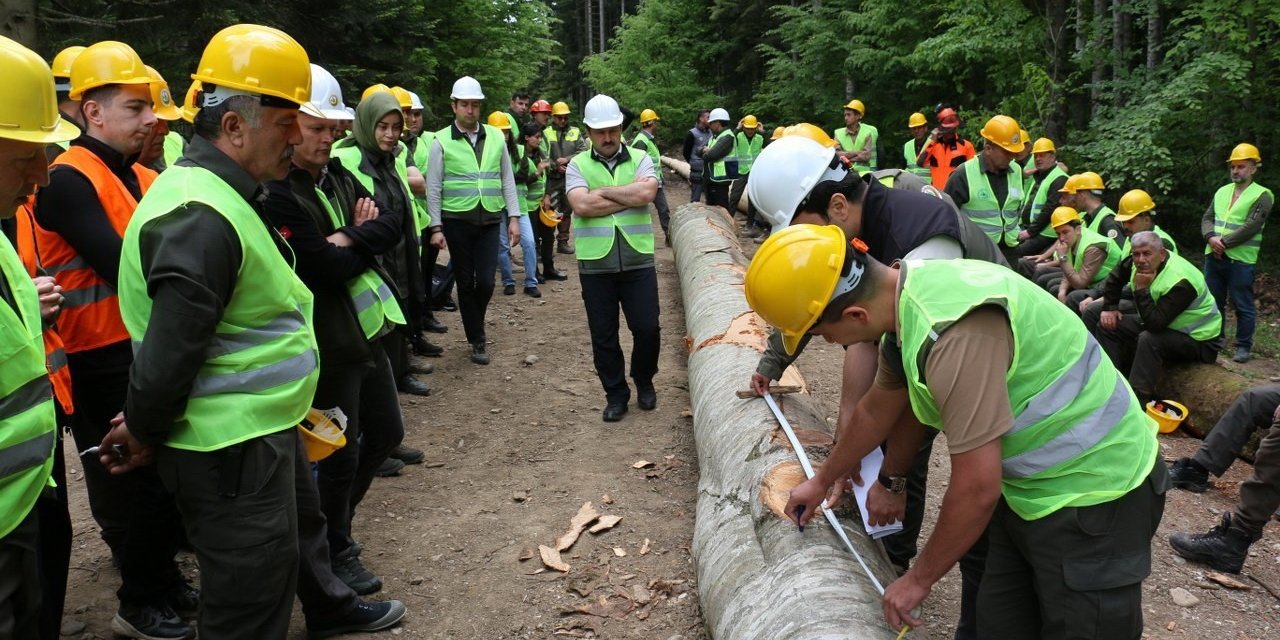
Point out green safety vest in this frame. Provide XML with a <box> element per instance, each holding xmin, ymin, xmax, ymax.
<box><xmin>734</xmin><ymin>132</ymin><xmax>763</xmax><ymax>175</ymax></box>
<box><xmin>1026</xmin><ymin>165</ymin><xmax>1069</xmax><ymax>239</ymax></box>
<box><xmin>162</xmin><ymin>131</ymin><xmax>185</xmax><ymax>169</ymax></box>
<box><xmin>1120</xmin><ymin>225</ymin><xmax>1178</xmax><ymax>257</ymax></box>
<box><xmin>1208</xmin><ymin>181</ymin><xmax>1273</xmax><ymax>264</ymax></box>
<box><xmin>513</xmin><ymin>145</ymin><xmax>528</xmax><ymax>207</ymax></box>
<box><xmin>570</xmin><ymin>150</ymin><xmax>653</xmax><ymax>261</ymax></box>
<box><xmin>435</xmin><ymin>124</ymin><xmax>505</xmax><ymax>212</ymax></box>
<box><xmin>119</xmin><ymin>165</ymin><xmax>320</xmax><ymax>452</ymax></box>
<box><xmin>959</xmin><ymin>156</ymin><xmax>1025</xmax><ymax>247</ymax></box>
<box><xmin>897</xmin><ymin>259</ymin><xmax>1157</xmax><ymax>521</ymax></box>
<box><xmin>0</xmin><ymin>234</ymin><xmax>57</xmax><ymax>539</ymax></box>
<box><xmin>1084</xmin><ymin>205</ymin><xmax>1117</xmax><ymax>238</ymax></box>
<box><xmin>524</xmin><ymin>150</ymin><xmax>546</xmax><ymax>211</ymax></box>
<box><xmin>409</xmin><ymin>132</ymin><xmax>435</xmax><ymax>232</ymax></box>
<box><xmin>708</xmin><ymin>130</ymin><xmax>737</xmax><ymax>182</ymax></box>
<box><xmin>1137</xmin><ymin>252</ymin><xmax>1222</xmax><ymax>342</ymax></box>
<box><xmin>313</xmin><ymin>186</ymin><xmax>406</xmax><ymax>339</ymax></box>
<box><xmin>331</xmin><ymin>144</ymin><xmax>429</xmax><ymax>241</ymax></box>
<box><xmin>632</xmin><ymin>132</ymin><xmax>663</xmax><ymax>186</ymax></box>
<box><xmin>902</xmin><ymin>139</ymin><xmax>931</xmax><ymax>178</ymax></box>
<box><xmin>1070</xmin><ymin>226</ymin><xmax>1122</xmax><ymax>287</ymax></box>
<box><xmin>835</xmin><ymin>125</ymin><xmax>875</xmax><ymax>173</ymax></box>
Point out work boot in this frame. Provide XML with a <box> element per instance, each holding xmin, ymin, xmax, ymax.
<box><xmin>557</xmin><ymin>239</ymin><xmax>573</xmax><ymax>254</ymax></box>
<box><xmin>1233</xmin><ymin>347</ymin><xmax>1252</xmax><ymax>363</ymax></box>
<box><xmin>421</xmin><ymin>316</ymin><xmax>448</xmax><ymax>334</ymax></box>
<box><xmin>390</xmin><ymin>444</ymin><xmax>425</xmax><ymax>465</ymax></box>
<box><xmin>637</xmin><ymin>383</ymin><xmax>657</xmax><ymax>411</ymax></box>
<box><xmin>307</xmin><ymin>598</ymin><xmax>407</xmax><ymax>639</ymax></box>
<box><xmin>469</xmin><ymin>342</ymin><xmax>490</xmax><ymax>365</ymax></box>
<box><xmin>410</xmin><ymin>334</ymin><xmax>444</xmax><ymax>357</ymax></box>
<box><xmin>112</xmin><ymin>603</ymin><xmax>193</xmax><ymax>639</ymax></box>
<box><xmin>397</xmin><ymin>375</ymin><xmax>430</xmax><ymax>397</ymax></box>
<box><xmin>545</xmin><ymin>268</ymin><xmax>568</xmax><ymax>281</ymax></box>
<box><xmin>503</xmin><ymin>284</ymin><xmax>516</xmax><ymax>295</ymax></box>
<box><xmin>375</xmin><ymin>457</ymin><xmax>404</xmax><ymax>478</ymax></box>
<box><xmin>1168</xmin><ymin>512</ymin><xmax>1255</xmax><ymax>574</ymax></box>
<box><xmin>602</xmin><ymin>402</ymin><xmax>628</xmax><ymax>422</ymax></box>
<box><xmin>408</xmin><ymin>362</ymin><xmax>434</xmax><ymax>375</ymax></box>
<box><xmin>524</xmin><ymin>286</ymin><xmax>542</xmax><ymax>298</ymax></box>
<box><xmin>331</xmin><ymin>545</ymin><xmax>383</xmax><ymax>595</ymax></box>
<box><xmin>166</xmin><ymin>580</ymin><xmax>200</xmax><ymax>618</ymax></box>
<box><xmin>1169</xmin><ymin>457</ymin><xmax>1210</xmax><ymax>493</ymax></box>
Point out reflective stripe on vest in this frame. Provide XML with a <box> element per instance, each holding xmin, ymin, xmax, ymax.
<box><xmin>897</xmin><ymin>259</ymin><xmax>1157</xmax><ymax>521</ymax></box>
<box><xmin>632</xmin><ymin>133</ymin><xmax>662</xmax><ymax>186</ymax></box>
<box><xmin>1208</xmin><ymin>182</ymin><xmax>1272</xmax><ymax>264</ymax></box>
<box><xmin>959</xmin><ymin>156</ymin><xmax>1024</xmax><ymax>247</ymax></box>
<box><xmin>312</xmin><ymin>186</ymin><xmax>406</xmax><ymax>338</ymax></box>
<box><xmin>1138</xmin><ymin>252</ymin><xmax>1223</xmax><ymax>341</ymax></box>
<box><xmin>734</xmin><ymin>132</ymin><xmax>763</xmax><ymax>175</ymax></box>
<box><xmin>570</xmin><ymin>151</ymin><xmax>654</xmax><ymax>261</ymax></box>
<box><xmin>331</xmin><ymin>143</ymin><xmax>425</xmax><ymax>238</ymax></box>
<box><xmin>1071</xmin><ymin>226</ymin><xmax>1122</xmax><ymax>287</ymax></box>
<box><xmin>903</xmin><ymin>139</ymin><xmax>931</xmax><ymax>178</ymax></box>
<box><xmin>37</xmin><ymin>145</ymin><xmax>157</xmax><ymax>353</ymax></box>
<box><xmin>835</xmin><ymin>125</ymin><xmax>876</xmax><ymax>173</ymax></box>
<box><xmin>1026</xmin><ymin>165</ymin><xmax>1069</xmax><ymax>238</ymax></box>
<box><xmin>12</xmin><ymin>200</ymin><xmax>74</xmax><ymax>414</ymax></box>
<box><xmin>120</xmin><ymin>165</ymin><xmax>319</xmax><ymax>452</ymax></box>
<box><xmin>437</xmin><ymin>124</ymin><xmax>506</xmax><ymax>212</ymax></box>
<box><xmin>709</xmin><ymin>130</ymin><xmax>738</xmax><ymax>182</ymax></box>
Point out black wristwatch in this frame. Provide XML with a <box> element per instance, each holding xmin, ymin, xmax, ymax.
<box><xmin>878</xmin><ymin>473</ymin><xmax>907</xmax><ymax>495</ymax></box>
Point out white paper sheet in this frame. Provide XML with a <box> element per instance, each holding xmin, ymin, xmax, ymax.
<box><xmin>852</xmin><ymin>448</ymin><xmax>904</xmax><ymax>539</ymax></box>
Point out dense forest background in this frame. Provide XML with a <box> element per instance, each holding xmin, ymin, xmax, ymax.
<box><xmin>2</xmin><ymin>0</ymin><xmax>1279</xmax><ymax>254</ymax></box>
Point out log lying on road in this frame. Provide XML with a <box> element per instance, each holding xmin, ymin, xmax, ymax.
<box><xmin>662</xmin><ymin>156</ymin><xmax>750</xmax><ymax>214</ymax></box>
<box><xmin>672</xmin><ymin>201</ymin><xmax>899</xmax><ymax>639</ymax></box>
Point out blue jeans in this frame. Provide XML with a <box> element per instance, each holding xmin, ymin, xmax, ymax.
<box><xmin>1204</xmin><ymin>254</ymin><xmax>1256</xmax><ymax>350</ymax></box>
<box><xmin>499</xmin><ymin>214</ymin><xmax>538</xmax><ymax>288</ymax></box>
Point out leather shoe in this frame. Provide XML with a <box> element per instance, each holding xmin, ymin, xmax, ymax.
<box><xmin>422</xmin><ymin>317</ymin><xmax>448</xmax><ymax>333</ymax></box>
<box><xmin>524</xmin><ymin>286</ymin><xmax>542</xmax><ymax>298</ymax></box>
<box><xmin>602</xmin><ymin>402</ymin><xmax>628</xmax><ymax>422</ymax></box>
<box><xmin>408</xmin><ymin>362</ymin><xmax>434</xmax><ymax>375</ymax></box>
<box><xmin>545</xmin><ymin>268</ymin><xmax>569</xmax><ymax>281</ymax></box>
<box><xmin>390</xmin><ymin>444</ymin><xmax>425</xmax><ymax>465</ymax></box>
<box><xmin>637</xmin><ymin>385</ymin><xmax>657</xmax><ymax>410</ymax></box>
<box><xmin>503</xmin><ymin>284</ymin><xmax>516</xmax><ymax>295</ymax></box>
<box><xmin>470</xmin><ymin>342</ymin><xmax>490</xmax><ymax>365</ymax></box>
<box><xmin>410</xmin><ymin>334</ymin><xmax>443</xmax><ymax>357</ymax></box>
<box><xmin>397</xmin><ymin>375</ymin><xmax>430</xmax><ymax>397</ymax></box>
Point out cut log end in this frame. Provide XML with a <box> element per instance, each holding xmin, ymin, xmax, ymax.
<box><xmin>760</xmin><ymin>460</ymin><xmax>809</xmax><ymax>521</ymax></box>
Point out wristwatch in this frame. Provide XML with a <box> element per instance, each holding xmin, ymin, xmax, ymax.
<box><xmin>878</xmin><ymin>473</ymin><xmax>907</xmax><ymax>495</ymax></box>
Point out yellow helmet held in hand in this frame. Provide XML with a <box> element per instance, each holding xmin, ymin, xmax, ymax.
<box><xmin>538</xmin><ymin>205</ymin><xmax>561</xmax><ymax>228</ymax></box>
<box><xmin>361</xmin><ymin>83</ymin><xmax>392</xmax><ymax>102</ymax></box>
<box><xmin>907</xmin><ymin>112</ymin><xmax>927</xmax><ymax>128</ymax></box>
<box><xmin>69</xmin><ymin>41</ymin><xmax>151</xmax><ymax>100</ymax></box>
<box><xmin>979</xmin><ymin>115</ymin><xmax>1024</xmax><ymax>153</ymax></box>
<box><xmin>639</xmin><ymin>108</ymin><xmax>660</xmax><ymax>124</ymax></box>
<box><xmin>771</xmin><ymin>126</ymin><xmax>785</xmax><ymax>140</ymax></box>
<box><xmin>1031</xmin><ymin>137</ymin><xmax>1055</xmax><ymax>154</ymax></box>
<box><xmin>1228</xmin><ymin>143</ymin><xmax>1262</xmax><ymax>164</ymax></box>
<box><xmin>741</xmin><ymin>114</ymin><xmax>759</xmax><ymax>130</ymax></box>
<box><xmin>783</xmin><ymin>122</ymin><xmax>838</xmax><ymax>148</ymax></box>
<box><xmin>146</xmin><ymin>66</ymin><xmax>182</xmax><ymax>121</ymax></box>
<box><xmin>551</xmin><ymin>101</ymin><xmax>571</xmax><ymax>116</ymax></box>
<box><xmin>1075</xmin><ymin>171</ymin><xmax>1105</xmax><ymax>192</ymax></box>
<box><xmin>1116</xmin><ymin>189</ymin><xmax>1156</xmax><ymax>221</ymax></box>
<box><xmin>843</xmin><ymin>99</ymin><xmax>865</xmax><ymax>115</ymax></box>
<box><xmin>390</xmin><ymin>86</ymin><xmax>414</xmax><ymax>109</ymax></box>
<box><xmin>192</xmin><ymin>24</ymin><xmax>311</xmax><ymax>106</ymax></box>
<box><xmin>0</xmin><ymin>37</ymin><xmax>80</xmax><ymax>143</ymax></box>
<box><xmin>51</xmin><ymin>45</ymin><xmax>85</xmax><ymax>80</ymax></box>
<box><xmin>1050</xmin><ymin>206</ymin><xmax>1081</xmax><ymax>229</ymax></box>
<box><xmin>486</xmin><ymin>111</ymin><xmax>510</xmax><ymax>130</ymax></box>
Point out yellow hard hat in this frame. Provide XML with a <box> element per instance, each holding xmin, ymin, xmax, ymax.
<box><xmin>783</xmin><ymin>122</ymin><xmax>838</xmax><ymax>148</ymax></box>
<box><xmin>389</xmin><ymin>86</ymin><xmax>414</xmax><ymax>109</ymax></box>
<box><xmin>180</xmin><ymin>80</ymin><xmax>201</xmax><ymax>123</ymax></box>
<box><xmin>0</xmin><ymin>37</ymin><xmax>80</xmax><ymax>144</ymax></box>
<box><xmin>1075</xmin><ymin>171</ymin><xmax>1105</xmax><ymax>191</ymax></box>
<box><xmin>745</xmin><ymin>224</ymin><xmax>860</xmax><ymax>356</ymax></box>
<box><xmin>639</xmin><ymin>108</ymin><xmax>660</xmax><ymax>124</ymax></box>
<box><xmin>69</xmin><ymin>41</ymin><xmax>151</xmax><ymax>100</ymax></box>
<box><xmin>907</xmin><ymin>112</ymin><xmax>927</xmax><ymax>128</ymax></box>
<box><xmin>51</xmin><ymin>45</ymin><xmax>85</xmax><ymax>79</ymax></box>
<box><xmin>191</xmin><ymin>24</ymin><xmax>311</xmax><ymax>106</ymax></box>
<box><xmin>1019</xmin><ymin>130</ymin><xmax>1030</xmax><ymax>148</ymax></box>
<box><xmin>486</xmin><ymin>111</ymin><xmax>510</xmax><ymax>130</ymax></box>
<box><xmin>1050</xmin><ymin>206</ymin><xmax>1081</xmax><ymax>229</ymax></box>
<box><xmin>979</xmin><ymin>115</ymin><xmax>1024</xmax><ymax>153</ymax></box>
<box><xmin>1116</xmin><ymin>189</ymin><xmax>1156</xmax><ymax>221</ymax></box>
<box><xmin>1228</xmin><ymin>143</ymin><xmax>1262</xmax><ymax>164</ymax></box>
<box><xmin>551</xmin><ymin>101</ymin><xmax>571</xmax><ymax>116</ymax></box>
<box><xmin>1058</xmin><ymin>174</ymin><xmax>1080</xmax><ymax>194</ymax></box>
<box><xmin>843</xmin><ymin>99</ymin><xmax>865</xmax><ymax>115</ymax></box>
<box><xmin>145</xmin><ymin>66</ymin><xmax>182</xmax><ymax>121</ymax></box>
<box><xmin>538</xmin><ymin>205</ymin><xmax>561</xmax><ymax>228</ymax></box>
<box><xmin>1031</xmin><ymin>137</ymin><xmax>1055</xmax><ymax>154</ymax></box>
<box><xmin>741</xmin><ymin>114</ymin><xmax>759</xmax><ymax>129</ymax></box>
<box><xmin>361</xmin><ymin>83</ymin><xmax>392</xmax><ymax>102</ymax></box>
<box><xmin>771</xmin><ymin>126</ymin><xmax>785</xmax><ymax>140</ymax></box>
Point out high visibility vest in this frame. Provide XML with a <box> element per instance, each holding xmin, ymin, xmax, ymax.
<box><xmin>734</xmin><ymin>132</ymin><xmax>763</xmax><ymax>175</ymax></box>
<box><xmin>1137</xmin><ymin>251</ymin><xmax>1222</xmax><ymax>341</ymax></box>
<box><xmin>958</xmin><ymin>156</ymin><xmax>1024</xmax><ymax>247</ymax></box>
<box><xmin>835</xmin><ymin>125</ymin><xmax>875</xmax><ymax>173</ymax></box>
<box><xmin>1084</xmin><ymin>205</ymin><xmax>1117</xmax><ymax>238</ymax></box>
<box><xmin>897</xmin><ymin>259</ymin><xmax>1157</xmax><ymax>521</ymax></box>
<box><xmin>162</xmin><ymin>131</ymin><xmax>185</xmax><ymax>169</ymax></box>
<box><xmin>632</xmin><ymin>132</ymin><xmax>662</xmax><ymax>186</ymax></box>
<box><xmin>1070</xmin><ymin>226</ymin><xmax>1122</xmax><ymax>287</ymax></box>
<box><xmin>331</xmin><ymin>143</ymin><xmax>426</xmax><ymax>241</ymax></box>
<box><xmin>902</xmin><ymin>139</ymin><xmax>931</xmax><ymax>178</ymax></box>
<box><xmin>1208</xmin><ymin>181</ymin><xmax>1273</xmax><ymax>264</ymax></box>
<box><xmin>570</xmin><ymin>151</ymin><xmax>653</xmax><ymax>261</ymax></box>
<box><xmin>1120</xmin><ymin>225</ymin><xmax>1178</xmax><ymax>257</ymax></box>
<box><xmin>0</xmin><ymin>232</ymin><xmax>58</xmax><ymax>539</ymax></box>
<box><xmin>120</xmin><ymin>165</ymin><xmax>319</xmax><ymax>452</ymax></box>
<box><xmin>36</xmin><ymin>146</ymin><xmax>157</xmax><ymax>353</ymax></box>
<box><xmin>1025</xmin><ymin>165</ymin><xmax>1069</xmax><ymax>238</ymax></box>
<box><xmin>522</xmin><ymin>148</ymin><xmax>547</xmax><ymax>211</ymax></box>
<box><xmin>12</xmin><ymin>200</ymin><xmax>73</xmax><ymax>415</ymax></box>
<box><xmin>513</xmin><ymin>146</ymin><xmax>528</xmax><ymax>207</ymax></box>
<box><xmin>408</xmin><ymin>132</ymin><xmax>435</xmax><ymax>233</ymax></box>
<box><xmin>708</xmin><ymin>130</ymin><xmax>737</xmax><ymax>183</ymax></box>
<box><xmin>435</xmin><ymin>124</ymin><xmax>505</xmax><ymax>212</ymax></box>
<box><xmin>312</xmin><ymin>186</ymin><xmax>405</xmax><ymax>339</ymax></box>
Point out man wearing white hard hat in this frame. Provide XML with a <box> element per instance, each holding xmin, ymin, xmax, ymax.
<box><xmin>699</xmin><ymin>107</ymin><xmax>735</xmax><ymax>210</ymax></box>
<box><xmin>565</xmin><ymin>95</ymin><xmax>660</xmax><ymax>422</ymax></box>
<box><xmin>425</xmin><ymin>76</ymin><xmax>523</xmax><ymax>365</ymax></box>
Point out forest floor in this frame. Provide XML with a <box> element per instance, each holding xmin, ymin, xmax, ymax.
<box><xmin>60</xmin><ymin>174</ymin><xmax>1279</xmax><ymax>639</ymax></box>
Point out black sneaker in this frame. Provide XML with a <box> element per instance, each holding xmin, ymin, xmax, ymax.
<box><xmin>390</xmin><ymin>444</ymin><xmax>425</xmax><ymax>465</ymax></box>
<box><xmin>1169</xmin><ymin>457</ymin><xmax>1210</xmax><ymax>493</ymax></box>
<box><xmin>307</xmin><ymin>599</ymin><xmax>406</xmax><ymax>639</ymax></box>
<box><xmin>1169</xmin><ymin>512</ymin><xmax>1255</xmax><ymax>574</ymax></box>
<box><xmin>396</xmin><ymin>375</ymin><xmax>431</xmax><ymax>397</ymax></box>
<box><xmin>331</xmin><ymin>545</ymin><xmax>384</xmax><ymax>595</ymax></box>
<box><xmin>503</xmin><ymin>284</ymin><xmax>516</xmax><ymax>295</ymax></box>
<box><xmin>112</xmin><ymin>603</ymin><xmax>193</xmax><ymax>639</ymax></box>
<box><xmin>375</xmin><ymin>457</ymin><xmax>404</xmax><ymax>478</ymax></box>
<box><xmin>470</xmin><ymin>342</ymin><xmax>490</xmax><ymax>365</ymax></box>
<box><xmin>167</xmin><ymin>581</ymin><xmax>200</xmax><ymax>618</ymax></box>
<box><xmin>545</xmin><ymin>268</ymin><xmax>569</xmax><ymax>281</ymax></box>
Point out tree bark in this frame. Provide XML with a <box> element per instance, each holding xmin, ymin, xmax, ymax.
<box><xmin>1145</xmin><ymin>0</ymin><xmax>1161</xmax><ymax>70</ymax></box>
<box><xmin>584</xmin><ymin>0</ymin><xmax>593</xmax><ymax>56</ymax></box>
<box><xmin>670</xmin><ymin>200</ymin><xmax>900</xmax><ymax>640</ymax></box>
<box><xmin>662</xmin><ymin>157</ymin><xmax>750</xmax><ymax>215</ymax></box>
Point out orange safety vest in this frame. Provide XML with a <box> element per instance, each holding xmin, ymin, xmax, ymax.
<box><xmin>14</xmin><ymin>197</ymin><xmax>74</xmax><ymax>415</ymax></box>
<box><xmin>35</xmin><ymin>145</ymin><xmax>157</xmax><ymax>353</ymax></box>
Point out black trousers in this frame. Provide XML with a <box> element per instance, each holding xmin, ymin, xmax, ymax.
<box><xmin>653</xmin><ymin>187</ymin><xmax>672</xmax><ymax>235</ymax></box>
<box><xmin>532</xmin><ymin>209</ymin><xmax>558</xmax><ymax>274</ymax></box>
<box><xmin>0</xmin><ymin>505</ymin><xmax>40</xmax><ymax>640</ymax></box>
<box><xmin>579</xmin><ymin>267</ymin><xmax>661</xmax><ymax>404</ymax></box>
<box><xmin>66</xmin><ymin>354</ymin><xmax>183</xmax><ymax>606</ymax></box>
<box><xmin>157</xmin><ymin>430</ymin><xmax>299</xmax><ymax>640</ymax></box>
<box><xmin>36</xmin><ymin>423</ymin><xmax>70</xmax><ymax>640</ymax></box>
<box><xmin>418</xmin><ymin>232</ymin><xmax>443</xmax><ymax>328</ymax></box>
<box><xmin>1083</xmin><ymin>306</ymin><xmax>1219</xmax><ymax>401</ymax></box>
<box><xmin>441</xmin><ymin>220</ymin><xmax>499</xmax><ymax>344</ymax></box>
<box><xmin>314</xmin><ymin>342</ymin><xmax>404</xmax><ymax>554</ymax></box>
<box><xmin>706</xmin><ymin>180</ymin><xmax>731</xmax><ymax>211</ymax></box>
<box><xmin>380</xmin><ymin>314</ymin><xmax>411</xmax><ymax>380</ymax></box>
<box><xmin>293</xmin><ymin>432</ymin><xmax>358</xmax><ymax>624</ymax></box>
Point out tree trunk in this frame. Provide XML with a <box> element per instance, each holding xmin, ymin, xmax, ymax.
<box><xmin>662</xmin><ymin>157</ymin><xmax>749</xmax><ymax>215</ymax></box>
<box><xmin>1145</xmin><ymin>0</ymin><xmax>1161</xmax><ymax>70</ymax></box>
<box><xmin>0</xmin><ymin>0</ymin><xmax>36</xmax><ymax>44</ymax></box>
<box><xmin>1043</xmin><ymin>0</ymin><xmax>1071</xmax><ymax>140</ymax></box>
<box><xmin>670</xmin><ymin>200</ymin><xmax>900</xmax><ymax>640</ymax></box>
<box><xmin>584</xmin><ymin>0</ymin><xmax>593</xmax><ymax>56</ymax></box>
<box><xmin>1090</xmin><ymin>0</ymin><xmax>1107</xmax><ymax>111</ymax></box>
<box><xmin>1161</xmin><ymin>363</ymin><xmax>1264</xmax><ymax>461</ymax></box>
<box><xmin>597</xmin><ymin>0</ymin><xmax>605</xmax><ymax>53</ymax></box>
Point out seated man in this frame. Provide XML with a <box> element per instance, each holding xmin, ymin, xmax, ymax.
<box><xmin>1074</xmin><ymin>189</ymin><xmax>1177</xmax><ymax>314</ymax></box>
<box><xmin>1168</xmin><ymin>384</ymin><xmax>1280</xmax><ymax>573</ymax></box>
<box><xmin>1017</xmin><ymin>207</ymin><xmax>1119</xmax><ymax>310</ymax></box>
<box><xmin>1084</xmin><ymin>231</ymin><xmax>1223</xmax><ymax>406</ymax></box>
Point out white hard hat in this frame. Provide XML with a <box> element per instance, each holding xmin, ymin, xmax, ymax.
<box><xmin>407</xmin><ymin>90</ymin><xmax>423</xmax><ymax>110</ymax></box>
<box><xmin>450</xmin><ymin>76</ymin><xmax>484</xmax><ymax>100</ymax></box>
<box><xmin>582</xmin><ymin>94</ymin><xmax>624</xmax><ymax>129</ymax></box>
<box><xmin>709</xmin><ymin>107</ymin><xmax>730</xmax><ymax>123</ymax></box>
<box><xmin>747</xmin><ymin>136</ymin><xmax>849</xmax><ymax>231</ymax></box>
<box><xmin>300</xmin><ymin>64</ymin><xmax>349</xmax><ymax>120</ymax></box>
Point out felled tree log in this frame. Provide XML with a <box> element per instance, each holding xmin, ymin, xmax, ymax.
<box><xmin>662</xmin><ymin>156</ymin><xmax>750</xmax><ymax>213</ymax></box>
<box><xmin>1161</xmin><ymin>362</ymin><xmax>1264</xmax><ymax>461</ymax></box>
<box><xmin>672</xmin><ymin>201</ymin><xmax>899</xmax><ymax>639</ymax></box>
